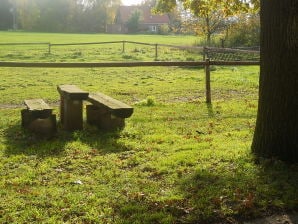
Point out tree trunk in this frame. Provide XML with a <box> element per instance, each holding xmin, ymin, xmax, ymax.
<box><xmin>252</xmin><ymin>0</ymin><xmax>298</xmax><ymax>163</ymax></box>
<box><xmin>205</xmin><ymin>16</ymin><xmax>211</xmax><ymax>46</ymax></box>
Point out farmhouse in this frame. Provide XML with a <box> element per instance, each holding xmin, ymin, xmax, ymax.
<box><xmin>108</xmin><ymin>5</ymin><xmax>170</xmax><ymax>34</ymax></box>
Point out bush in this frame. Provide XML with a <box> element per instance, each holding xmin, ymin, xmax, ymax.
<box><xmin>226</xmin><ymin>14</ymin><xmax>260</xmax><ymax>48</ymax></box>
<box><xmin>159</xmin><ymin>24</ymin><xmax>169</xmax><ymax>35</ymax></box>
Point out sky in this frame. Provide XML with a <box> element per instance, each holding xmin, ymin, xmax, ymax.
<box><xmin>121</xmin><ymin>0</ymin><xmax>143</xmax><ymax>5</ymax></box>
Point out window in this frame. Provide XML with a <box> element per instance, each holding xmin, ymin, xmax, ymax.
<box><xmin>151</xmin><ymin>26</ymin><xmax>157</xmax><ymax>32</ymax></box>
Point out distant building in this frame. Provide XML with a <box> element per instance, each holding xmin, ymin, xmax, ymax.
<box><xmin>107</xmin><ymin>5</ymin><xmax>170</xmax><ymax>33</ymax></box>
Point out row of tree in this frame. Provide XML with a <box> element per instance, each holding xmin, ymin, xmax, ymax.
<box><xmin>0</xmin><ymin>0</ymin><xmax>260</xmax><ymax>47</ymax></box>
<box><xmin>0</xmin><ymin>0</ymin><xmax>121</xmax><ymax>33</ymax></box>
<box><xmin>155</xmin><ymin>0</ymin><xmax>260</xmax><ymax>46</ymax></box>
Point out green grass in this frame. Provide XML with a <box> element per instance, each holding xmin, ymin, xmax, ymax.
<box><xmin>0</xmin><ymin>32</ymin><xmax>202</xmax><ymax>62</ymax></box>
<box><xmin>0</xmin><ymin>32</ymin><xmax>198</xmax><ymax>45</ymax></box>
<box><xmin>0</xmin><ymin>32</ymin><xmax>297</xmax><ymax>223</ymax></box>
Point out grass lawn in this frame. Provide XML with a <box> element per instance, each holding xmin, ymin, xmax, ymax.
<box><xmin>0</xmin><ymin>32</ymin><xmax>297</xmax><ymax>223</ymax></box>
<box><xmin>0</xmin><ymin>32</ymin><xmax>202</xmax><ymax>63</ymax></box>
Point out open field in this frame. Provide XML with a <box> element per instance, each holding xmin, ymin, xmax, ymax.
<box><xmin>0</xmin><ymin>32</ymin><xmax>202</xmax><ymax>62</ymax></box>
<box><xmin>0</xmin><ymin>32</ymin><xmax>297</xmax><ymax>223</ymax></box>
<box><xmin>0</xmin><ymin>32</ymin><xmax>199</xmax><ymax>45</ymax></box>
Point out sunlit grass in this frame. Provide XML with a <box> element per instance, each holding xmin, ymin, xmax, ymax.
<box><xmin>0</xmin><ymin>32</ymin><xmax>297</xmax><ymax>223</ymax></box>
<box><xmin>0</xmin><ymin>32</ymin><xmax>202</xmax><ymax>63</ymax></box>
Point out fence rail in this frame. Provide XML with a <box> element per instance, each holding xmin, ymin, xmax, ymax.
<box><xmin>50</xmin><ymin>40</ymin><xmax>205</xmax><ymax>58</ymax></box>
<box><xmin>0</xmin><ymin>60</ymin><xmax>259</xmax><ymax>104</ymax></box>
<box><xmin>1</xmin><ymin>41</ymin><xmax>258</xmax><ymax>60</ymax></box>
<box><xmin>0</xmin><ymin>42</ymin><xmax>50</xmax><ymax>46</ymax></box>
<box><xmin>0</xmin><ymin>61</ymin><xmax>205</xmax><ymax>68</ymax></box>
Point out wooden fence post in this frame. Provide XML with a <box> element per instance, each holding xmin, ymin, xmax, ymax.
<box><xmin>205</xmin><ymin>59</ymin><xmax>211</xmax><ymax>104</ymax></box>
<box><xmin>122</xmin><ymin>41</ymin><xmax>125</xmax><ymax>53</ymax></box>
<box><xmin>203</xmin><ymin>47</ymin><xmax>206</xmax><ymax>61</ymax></box>
<box><xmin>155</xmin><ymin>44</ymin><xmax>158</xmax><ymax>60</ymax></box>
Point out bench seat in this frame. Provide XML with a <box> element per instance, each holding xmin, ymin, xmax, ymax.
<box><xmin>57</xmin><ymin>84</ymin><xmax>89</xmax><ymax>100</ymax></box>
<box><xmin>21</xmin><ymin>99</ymin><xmax>56</xmax><ymax>137</ymax></box>
<box><xmin>88</xmin><ymin>93</ymin><xmax>133</xmax><ymax>118</ymax></box>
<box><xmin>86</xmin><ymin>93</ymin><xmax>133</xmax><ymax>130</ymax></box>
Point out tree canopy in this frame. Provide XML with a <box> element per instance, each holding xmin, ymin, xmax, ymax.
<box><xmin>156</xmin><ymin>0</ymin><xmax>259</xmax><ymax>16</ymax></box>
<box><xmin>0</xmin><ymin>0</ymin><xmax>121</xmax><ymax>33</ymax></box>
<box><xmin>155</xmin><ymin>0</ymin><xmax>259</xmax><ymax>45</ymax></box>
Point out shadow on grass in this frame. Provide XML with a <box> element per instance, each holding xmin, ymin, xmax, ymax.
<box><xmin>3</xmin><ymin>121</ymin><xmax>131</xmax><ymax>158</ymax></box>
<box><xmin>175</xmin><ymin>159</ymin><xmax>298</xmax><ymax>223</ymax></box>
<box><xmin>113</xmin><ymin>158</ymin><xmax>298</xmax><ymax>224</ymax></box>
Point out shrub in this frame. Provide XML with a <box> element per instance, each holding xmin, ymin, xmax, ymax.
<box><xmin>226</xmin><ymin>14</ymin><xmax>260</xmax><ymax>48</ymax></box>
<box><xmin>159</xmin><ymin>24</ymin><xmax>170</xmax><ymax>35</ymax></box>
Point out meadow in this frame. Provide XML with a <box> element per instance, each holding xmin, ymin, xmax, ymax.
<box><xmin>0</xmin><ymin>32</ymin><xmax>297</xmax><ymax>223</ymax></box>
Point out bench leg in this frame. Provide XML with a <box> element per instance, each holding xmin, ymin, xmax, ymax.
<box><xmin>28</xmin><ymin>115</ymin><xmax>57</xmax><ymax>138</ymax></box>
<box><xmin>21</xmin><ymin>110</ymin><xmax>56</xmax><ymax>138</ymax></box>
<box><xmin>61</xmin><ymin>98</ymin><xmax>84</xmax><ymax>131</ymax></box>
<box><xmin>60</xmin><ymin>95</ymin><xmax>64</xmax><ymax>124</ymax></box>
<box><xmin>86</xmin><ymin>105</ymin><xmax>125</xmax><ymax>131</ymax></box>
<box><xmin>21</xmin><ymin>109</ymin><xmax>32</xmax><ymax>128</ymax></box>
<box><xmin>21</xmin><ymin>109</ymin><xmax>53</xmax><ymax>128</ymax></box>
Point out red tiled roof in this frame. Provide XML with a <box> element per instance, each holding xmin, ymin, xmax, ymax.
<box><xmin>118</xmin><ymin>5</ymin><xmax>169</xmax><ymax>24</ymax></box>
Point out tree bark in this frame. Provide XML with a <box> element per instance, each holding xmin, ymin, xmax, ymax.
<box><xmin>205</xmin><ymin>16</ymin><xmax>211</xmax><ymax>46</ymax></box>
<box><xmin>252</xmin><ymin>0</ymin><xmax>298</xmax><ymax>163</ymax></box>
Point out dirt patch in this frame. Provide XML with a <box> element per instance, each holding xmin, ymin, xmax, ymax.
<box><xmin>0</xmin><ymin>102</ymin><xmax>60</xmax><ymax>109</ymax></box>
<box><xmin>0</xmin><ymin>104</ymin><xmax>22</xmax><ymax>109</ymax></box>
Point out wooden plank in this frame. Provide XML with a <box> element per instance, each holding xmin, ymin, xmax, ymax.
<box><xmin>51</xmin><ymin>41</ymin><xmax>123</xmax><ymax>46</ymax></box>
<box><xmin>24</xmin><ymin>99</ymin><xmax>52</xmax><ymax>111</ymax></box>
<box><xmin>57</xmin><ymin>84</ymin><xmax>89</xmax><ymax>100</ymax></box>
<box><xmin>0</xmin><ymin>61</ymin><xmax>259</xmax><ymax>68</ymax></box>
<box><xmin>125</xmin><ymin>41</ymin><xmax>156</xmax><ymax>46</ymax></box>
<box><xmin>0</xmin><ymin>42</ymin><xmax>50</xmax><ymax>46</ymax></box>
<box><xmin>88</xmin><ymin>93</ymin><xmax>133</xmax><ymax>118</ymax></box>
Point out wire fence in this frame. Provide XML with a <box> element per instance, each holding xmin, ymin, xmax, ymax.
<box><xmin>0</xmin><ymin>41</ymin><xmax>259</xmax><ymax>62</ymax></box>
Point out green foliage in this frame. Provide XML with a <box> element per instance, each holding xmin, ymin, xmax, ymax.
<box><xmin>227</xmin><ymin>14</ymin><xmax>260</xmax><ymax>47</ymax></box>
<box><xmin>158</xmin><ymin>24</ymin><xmax>170</xmax><ymax>35</ymax></box>
<box><xmin>126</xmin><ymin>10</ymin><xmax>142</xmax><ymax>33</ymax></box>
<box><xmin>155</xmin><ymin>0</ymin><xmax>260</xmax><ymax>46</ymax></box>
<box><xmin>7</xmin><ymin>0</ymin><xmax>121</xmax><ymax>33</ymax></box>
<box><xmin>0</xmin><ymin>0</ymin><xmax>13</xmax><ymax>30</ymax></box>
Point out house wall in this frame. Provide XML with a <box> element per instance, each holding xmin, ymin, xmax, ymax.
<box><xmin>107</xmin><ymin>23</ymin><xmax>167</xmax><ymax>34</ymax></box>
<box><xmin>108</xmin><ymin>5</ymin><xmax>170</xmax><ymax>34</ymax></box>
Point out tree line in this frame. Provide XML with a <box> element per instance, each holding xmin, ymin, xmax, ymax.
<box><xmin>0</xmin><ymin>0</ymin><xmax>121</xmax><ymax>33</ymax></box>
<box><xmin>1</xmin><ymin>0</ymin><xmax>260</xmax><ymax>48</ymax></box>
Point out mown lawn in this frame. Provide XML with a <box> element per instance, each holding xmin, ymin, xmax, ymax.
<box><xmin>0</xmin><ymin>32</ymin><xmax>202</xmax><ymax>63</ymax></box>
<box><xmin>0</xmin><ymin>32</ymin><xmax>297</xmax><ymax>223</ymax></box>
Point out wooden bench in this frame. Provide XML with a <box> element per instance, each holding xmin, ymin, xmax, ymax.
<box><xmin>21</xmin><ymin>99</ymin><xmax>56</xmax><ymax>137</ymax></box>
<box><xmin>86</xmin><ymin>93</ymin><xmax>133</xmax><ymax>130</ymax></box>
<box><xmin>57</xmin><ymin>84</ymin><xmax>89</xmax><ymax>131</ymax></box>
